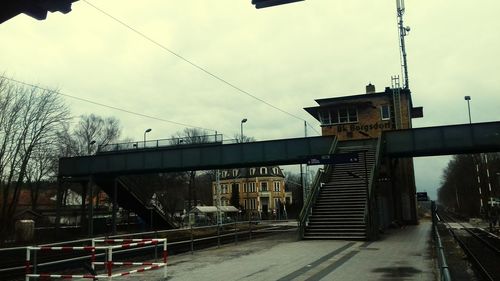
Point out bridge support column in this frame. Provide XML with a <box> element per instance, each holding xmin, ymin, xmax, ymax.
<box><xmin>112</xmin><ymin>178</ymin><xmax>118</xmax><ymax>235</ymax></box>
<box><xmin>88</xmin><ymin>176</ymin><xmax>94</xmax><ymax>237</ymax></box>
<box><xmin>55</xmin><ymin>178</ymin><xmax>63</xmax><ymax>235</ymax></box>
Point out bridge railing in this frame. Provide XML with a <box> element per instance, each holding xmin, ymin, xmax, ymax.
<box><xmin>365</xmin><ymin>136</ymin><xmax>382</xmax><ymax>240</ymax></box>
<box><xmin>97</xmin><ymin>133</ymin><xmax>225</xmax><ymax>153</ymax></box>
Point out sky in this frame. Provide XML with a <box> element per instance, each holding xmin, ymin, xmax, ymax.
<box><xmin>1</xmin><ymin>1</ymin><xmax>499</xmax><ymax>199</ymax></box>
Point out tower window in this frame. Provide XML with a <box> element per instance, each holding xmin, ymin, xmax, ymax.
<box><xmin>320</xmin><ymin>107</ymin><xmax>358</xmax><ymax>125</ymax></box>
<box><xmin>381</xmin><ymin>105</ymin><xmax>391</xmax><ymax>120</ymax></box>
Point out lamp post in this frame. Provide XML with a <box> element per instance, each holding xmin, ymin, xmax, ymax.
<box><xmin>240</xmin><ymin>118</ymin><xmax>247</xmax><ymax>142</ymax></box>
<box><xmin>144</xmin><ymin>128</ymin><xmax>152</xmax><ymax>148</ymax></box>
<box><xmin>464</xmin><ymin>96</ymin><xmax>471</xmax><ymax>124</ymax></box>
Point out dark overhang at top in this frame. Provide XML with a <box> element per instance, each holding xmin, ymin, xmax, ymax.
<box><xmin>314</xmin><ymin>87</ymin><xmax>407</xmax><ymax>106</ymax></box>
<box><xmin>0</xmin><ymin>0</ymin><xmax>78</xmax><ymax>24</ymax></box>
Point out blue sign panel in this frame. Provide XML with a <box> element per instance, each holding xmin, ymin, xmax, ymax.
<box><xmin>307</xmin><ymin>152</ymin><xmax>359</xmax><ymax>165</ymax></box>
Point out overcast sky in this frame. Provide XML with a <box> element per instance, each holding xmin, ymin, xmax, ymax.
<box><xmin>1</xmin><ymin>1</ymin><xmax>499</xmax><ymax>199</ymax></box>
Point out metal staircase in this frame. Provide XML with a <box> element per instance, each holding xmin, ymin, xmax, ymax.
<box><xmin>302</xmin><ymin>140</ymin><xmax>377</xmax><ymax>240</ymax></box>
<box><xmin>94</xmin><ymin>176</ymin><xmax>178</xmax><ymax>229</ymax></box>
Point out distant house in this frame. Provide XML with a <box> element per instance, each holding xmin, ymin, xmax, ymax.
<box><xmin>212</xmin><ymin>166</ymin><xmax>291</xmax><ymax>219</ymax></box>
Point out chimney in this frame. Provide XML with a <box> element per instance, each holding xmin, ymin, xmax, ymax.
<box><xmin>366</xmin><ymin>83</ymin><xmax>375</xmax><ymax>94</ymax></box>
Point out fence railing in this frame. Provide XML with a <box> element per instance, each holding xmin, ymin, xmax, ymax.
<box><xmin>365</xmin><ymin>136</ymin><xmax>382</xmax><ymax>240</ymax></box>
<box><xmin>97</xmin><ymin>133</ymin><xmax>226</xmax><ymax>153</ymax></box>
<box><xmin>25</xmin><ymin>238</ymin><xmax>168</xmax><ymax>280</ymax></box>
<box><xmin>431</xmin><ymin>201</ymin><xmax>452</xmax><ymax>281</ymax></box>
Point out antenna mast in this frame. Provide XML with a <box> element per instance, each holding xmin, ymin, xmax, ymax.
<box><xmin>397</xmin><ymin>0</ymin><xmax>410</xmax><ymax>89</ymax></box>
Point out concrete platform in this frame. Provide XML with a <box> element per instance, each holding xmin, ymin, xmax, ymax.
<box><xmin>120</xmin><ymin>220</ymin><xmax>435</xmax><ymax>281</ymax></box>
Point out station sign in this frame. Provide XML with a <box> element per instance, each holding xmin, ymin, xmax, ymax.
<box><xmin>306</xmin><ymin>152</ymin><xmax>359</xmax><ymax>165</ymax></box>
<box><xmin>416</xmin><ymin>192</ymin><xmax>429</xmax><ymax>201</ymax></box>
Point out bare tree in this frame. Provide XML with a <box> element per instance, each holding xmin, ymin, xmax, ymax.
<box><xmin>0</xmin><ymin>77</ymin><xmax>70</xmax><ymax>241</ymax></box>
<box><xmin>72</xmin><ymin>114</ymin><xmax>121</xmax><ymax>155</ymax></box>
<box><xmin>172</xmin><ymin>128</ymin><xmax>211</xmax><ymax>210</ymax></box>
<box><xmin>234</xmin><ymin>134</ymin><xmax>256</xmax><ymax>143</ymax></box>
<box><xmin>55</xmin><ymin>114</ymin><xmax>122</xmax><ymax>224</ymax></box>
<box><xmin>438</xmin><ymin>153</ymin><xmax>500</xmax><ymax>217</ymax></box>
<box><xmin>26</xmin><ymin>143</ymin><xmax>58</xmax><ymax>210</ymax></box>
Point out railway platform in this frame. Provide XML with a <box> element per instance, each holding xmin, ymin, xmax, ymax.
<box><xmin>131</xmin><ymin>220</ymin><xmax>435</xmax><ymax>281</ymax></box>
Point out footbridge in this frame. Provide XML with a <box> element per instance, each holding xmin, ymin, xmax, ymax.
<box><xmin>383</xmin><ymin>121</ymin><xmax>500</xmax><ymax>157</ymax></box>
<box><xmin>59</xmin><ymin>136</ymin><xmax>337</xmax><ymax>177</ymax></box>
<box><xmin>57</xmin><ymin>121</ymin><xmax>500</xmax><ymax>234</ymax></box>
<box><xmin>57</xmin><ymin>136</ymin><xmax>337</xmax><ymax>231</ymax></box>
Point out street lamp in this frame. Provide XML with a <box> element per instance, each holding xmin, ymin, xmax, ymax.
<box><xmin>464</xmin><ymin>96</ymin><xmax>471</xmax><ymax>124</ymax></box>
<box><xmin>144</xmin><ymin>128</ymin><xmax>152</xmax><ymax>148</ymax></box>
<box><xmin>240</xmin><ymin>118</ymin><xmax>248</xmax><ymax>142</ymax></box>
<box><xmin>87</xmin><ymin>140</ymin><xmax>96</xmax><ymax>155</ymax></box>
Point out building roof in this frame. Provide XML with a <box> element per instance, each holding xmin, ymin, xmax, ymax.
<box><xmin>304</xmin><ymin>87</ymin><xmax>413</xmax><ymax>122</ymax></box>
<box><xmin>219</xmin><ymin>166</ymin><xmax>285</xmax><ymax>180</ymax></box>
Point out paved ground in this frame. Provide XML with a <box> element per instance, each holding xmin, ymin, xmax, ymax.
<box><xmin>115</xmin><ymin>220</ymin><xmax>435</xmax><ymax>281</ymax></box>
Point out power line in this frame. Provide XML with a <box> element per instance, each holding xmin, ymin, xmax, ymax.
<box><xmin>82</xmin><ymin>0</ymin><xmax>321</xmax><ymax>136</ymax></box>
<box><xmin>0</xmin><ymin>75</ymin><xmax>218</xmax><ymax>133</ymax></box>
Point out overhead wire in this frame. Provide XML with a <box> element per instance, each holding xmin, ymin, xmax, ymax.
<box><xmin>0</xmin><ymin>75</ymin><xmax>218</xmax><ymax>133</ymax></box>
<box><xmin>81</xmin><ymin>0</ymin><xmax>321</xmax><ymax>136</ymax></box>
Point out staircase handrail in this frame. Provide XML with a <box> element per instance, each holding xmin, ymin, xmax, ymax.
<box><xmin>365</xmin><ymin>136</ymin><xmax>383</xmax><ymax>240</ymax></box>
<box><xmin>298</xmin><ymin>137</ymin><xmax>338</xmax><ymax>238</ymax></box>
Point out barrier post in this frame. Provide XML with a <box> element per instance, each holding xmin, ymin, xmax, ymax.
<box><xmin>234</xmin><ymin>220</ymin><xmax>238</xmax><ymax>244</ymax></box>
<box><xmin>163</xmin><ymin>239</ymin><xmax>168</xmax><ymax>279</ymax></box>
<box><xmin>217</xmin><ymin>223</ymin><xmax>221</xmax><ymax>248</ymax></box>
<box><xmin>107</xmin><ymin>248</ymin><xmax>113</xmax><ymax>280</ymax></box>
<box><xmin>190</xmin><ymin>223</ymin><xmax>194</xmax><ymax>254</ymax></box>
<box><xmin>25</xmin><ymin>248</ymin><xmax>30</xmax><ymax>281</ymax></box>
<box><xmin>33</xmin><ymin>250</ymin><xmax>37</xmax><ymax>275</ymax></box>
<box><xmin>91</xmin><ymin>239</ymin><xmax>96</xmax><ymax>271</ymax></box>
<box><xmin>249</xmin><ymin>215</ymin><xmax>252</xmax><ymax>240</ymax></box>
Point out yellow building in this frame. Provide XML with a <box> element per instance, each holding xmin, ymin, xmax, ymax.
<box><xmin>211</xmin><ymin>166</ymin><xmax>291</xmax><ymax>219</ymax></box>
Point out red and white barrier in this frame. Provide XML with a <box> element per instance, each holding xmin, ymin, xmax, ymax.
<box><xmin>92</xmin><ymin>238</ymin><xmax>167</xmax><ymax>280</ymax></box>
<box><xmin>25</xmin><ymin>238</ymin><xmax>167</xmax><ymax>280</ymax></box>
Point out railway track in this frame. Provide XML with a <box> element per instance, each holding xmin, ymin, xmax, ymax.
<box><xmin>438</xmin><ymin>211</ymin><xmax>500</xmax><ymax>281</ymax></box>
<box><xmin>0</xmin><ymin>221</ymin><xmax>296</xmax><ymax>281</ymax></box>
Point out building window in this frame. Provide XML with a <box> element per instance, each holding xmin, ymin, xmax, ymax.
<box><xmin>274</xmin><ymin>198</ymin><xmax>280</xmax><ymax>208</ymax></box>
<box><xmin>319</xmin><ymin>107</ymin><xmax>358</xmax><ymax>125</ymax></box>
<box><xmin>381</xmin><ymin>105</ymin><xmax>391</xmax><ymax>120</ymax></box>
<box><xmin>232</xmin><ymin>169</ymin><xmax>238</xmax><ymax>177</ymax></box>
<box><xmin>260</xmin><ymin>167</ymin><xmax>267</xmax><ymax>174</ymax></box>
<box><xmin>319</xmin><ymin>111</ymin><xmax>331</xmax><ymax>124</ymax></box>
<box><xmin>273</xmin><ymin>167</ymin><xmax>279</xmax><ymax>174</ymax></box>
<box><xmin>261</xmin><ymin>182</ymin><xmax>268</xmax><ymax>192</ymax></box>
<box><xmin>221</xmin><ymin>171</ymin><xmax>228</xmax><ymax>178</ymax></box>
<box><xmin>274</xmin><ymin>181</ymin><xmax>280</xmax><ymax>192</ymax></box>
<box><xmin>250</xmin><ymin>168</ymin><xmax>256</xmax><ymax>175</ymax></box>
<box><xmin>233</xmin><ymin>183</ymin><xmax>240</xmax><ymax>193</ymax></box>
<box><xmin>247</xmin><ymin>182</ymin><xmax>256</xmax><ymax>192</ymax></box>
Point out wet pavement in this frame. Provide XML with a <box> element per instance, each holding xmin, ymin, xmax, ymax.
<box><xmin>112</xmin><ymin>221</ymin><xmax>435</xmax><ymax>281</ymax></box>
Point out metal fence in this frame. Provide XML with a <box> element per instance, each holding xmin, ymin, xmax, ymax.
<box><xmin>431</xmin><ymin>201</ymin><xmax>452</xmax><ymax>281</ymax></box>
<box><xmin>97</xmin><ymin>133</ymin><xmax>232</xmax><ymax>153</ymax></box>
